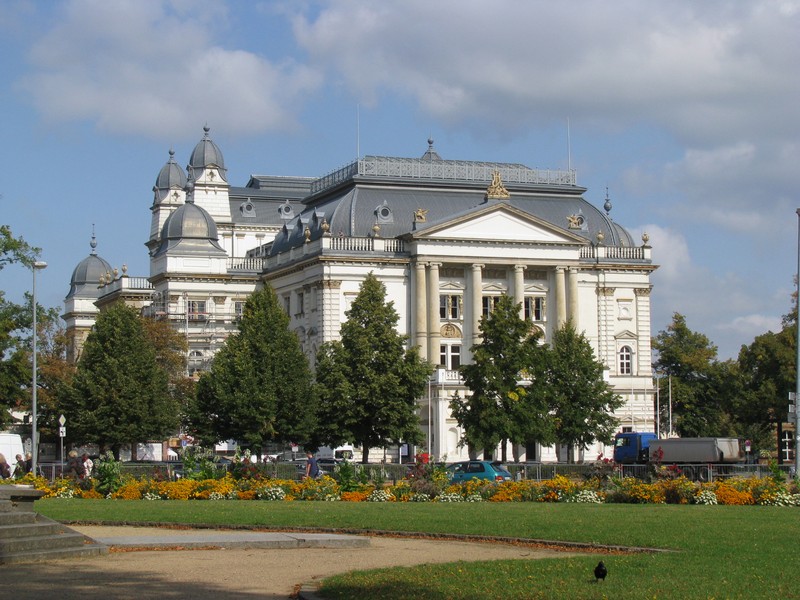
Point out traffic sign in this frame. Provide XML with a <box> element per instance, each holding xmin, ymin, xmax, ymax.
<box><xmin>58</xmin><ymin>426</ymin><xmax>66</xmax><ymax>438</ymax></box>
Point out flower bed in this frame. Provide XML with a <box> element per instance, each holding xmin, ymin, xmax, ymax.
<box><xmin>4</xmin><ymin>470</ymin><xmax>798</xmax><ymax>506</ymax></box>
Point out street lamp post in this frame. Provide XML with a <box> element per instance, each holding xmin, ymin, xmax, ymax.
<box><xmin>31</xmin><ymin>261</ymin><xmax>47</xmax><ymax>476</ymax></box>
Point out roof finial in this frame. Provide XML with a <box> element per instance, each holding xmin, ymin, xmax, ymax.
<box><xmin>603</xmin><ymin>187</ymin><xmax>612</xmax><ymax>215</ymax></box>
<box><xmin>203</xmin><ymin>124</ymin><xmax>210</xmax><ymax>137</ymax></box>
<box><xmin>90</xmin><ymin>224</ymin><xmax>97</xmax><ymax>255</ymax></box>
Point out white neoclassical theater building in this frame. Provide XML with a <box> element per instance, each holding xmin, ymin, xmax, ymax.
<box><xmin>63</xmin><ymin>127</ymin><xmax>658</xmax><ymax>463</ymax></box>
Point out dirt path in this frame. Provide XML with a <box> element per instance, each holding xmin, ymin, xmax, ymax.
<box><xmin>3</xmin><ymin>526</ymin><xmax>579</xmax><ymax>599</ymax></box>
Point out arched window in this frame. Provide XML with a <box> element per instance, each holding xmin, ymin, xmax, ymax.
<box><xmin>619</xmin><ymin>345</ymin><xmax>633</xmax><ymax>375</ymax></box>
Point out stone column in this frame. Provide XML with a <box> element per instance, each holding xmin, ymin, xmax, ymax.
<box><xmin>471</xmin><ymin>264</ymin><xmax>484</xmax><ymax>345</ymax></box>
<box><xmin>555</xmin><ymin>267</ymin><xmax>567</xmax><ymax>327</ymax></box>
<box><xmin>514</xmin><ymin>264</ymin><xmax>525</xmax><ymax>320</ymax></box>
<box><xmin>414</xmin><ymin>261</ymin><xmax>428</xmax><ymax>360</ymax></box>
<box><xmin>320</xmin><ymin>280</ymin><xmax>342</xmax><ymax>343</ymax></box>
<box><xmin>427</xmin><ymin>262</ymin><xmax>441</xmax><ymax>364</ymax></box>
<box><xmin>568</xmin><ymin>267</ymin><xmax>579</xmax><ymax>325</ymax></box>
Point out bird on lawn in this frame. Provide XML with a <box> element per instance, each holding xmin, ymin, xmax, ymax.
<box><xmin>594</xmin><ymin>561</ymin><xmax>607</xmax><ymax>582</ymax></box>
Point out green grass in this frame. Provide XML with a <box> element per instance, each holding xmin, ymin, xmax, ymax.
<box><xmin>38</xmin><ymin>500</ymin><xmax>799</xmax><ymax>599</ymax></box>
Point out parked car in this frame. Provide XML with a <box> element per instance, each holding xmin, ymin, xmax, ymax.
<box><xmin>446</xmin><ymin>460</ymin><xmax>513</xmax><ymax>483</ymax></box>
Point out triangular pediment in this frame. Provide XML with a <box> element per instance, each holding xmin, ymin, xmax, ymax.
<box><xmin>615</xmin><ymin>330</ymin><xmax>637</xmax><ymax>340</ymax></box>
<box><xmin>413</xmin><ymin>203</ymin><xmax>587</xmax><ymax>244</ymax></box>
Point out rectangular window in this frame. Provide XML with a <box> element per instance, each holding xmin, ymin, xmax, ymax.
<box><xmin>439</xmin><ymin>344</ymin><xmax>461</xmax><ymax>370</ymax></box>
<box><xmin>297</xmin><ymin>292</ymin><xmax>304</xmax><ymax>315</ymax></box>
<box><xmin>439</xmin><ymin>294</ymin><xmax>461</xmax><ymax>320</ymax></box>
<box><xmin>188</xmin><ymin>300</ymin><xmax>207</xmax><ymax>320</ymax></box>
<box><xmin>283</xmin><ymin>295</ymin><xmax>290</xmax><ymax>315</ymax></box>
<box><xmin>482</xmin><ymin>295</ymin><xmax>500</xmax><ymax>316</ymax></box>
<box><xmin>524</xmin><ymin>296</ymin><xmax>545</xmax><ymax>321</ymax></box>
<box><xmin>234</xmin><ymin>301</ymin><xmax>245</xmax><ymax>321</ymax></box>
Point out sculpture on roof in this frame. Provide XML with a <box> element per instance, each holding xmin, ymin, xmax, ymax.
<box><xmin>486</xmin><ymin>170</ymin><xmax>510</xmax><ymax>199</ymax></box>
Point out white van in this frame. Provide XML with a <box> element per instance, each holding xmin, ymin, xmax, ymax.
<box><xmin>0</xmin><ymin>433</ymin><xmax>25</xmax><ymax>477</ymax></box>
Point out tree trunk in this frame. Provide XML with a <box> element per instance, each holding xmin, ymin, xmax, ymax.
<box><xmin>361</xmin><ymin>446</ymin><xmax>370</xmax><ymax>464</ymax></box>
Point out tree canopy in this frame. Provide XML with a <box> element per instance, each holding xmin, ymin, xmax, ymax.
<box><xmin>314</xmin><ymin>273</ymin><xmax>432</xmax><ymax>462</ymax></box>
<box><xmin>59</xmin><ymin>304</ymin><xmax>179</xmax><ymax>458</ymax></box>
<box><xmin>453</xmin><ymin>304</ymin><xmax>620</xmax><ymax>462</ymax></box>
<box><xmin>652</xmin><ymin>313</ymin><xmax>731</xmax><ymax>437</ymax></box>
<box><xmin>189</xmin><ymin>286</ymin><xmax>316</xmax><ymax>452</ymax></box>
<box><xmin>453</xmin><ymin>295</ymin><xmax>553</xmax><ymax>460</ymax></box>
<box><xmin>0</xmin><ymin>225</ymin><xmax>44</xmax><ymax>428</ymax></box>
<box><xmin>547</xmin><ymin>322</ymin><xmax>623</xmax><ymax>454</ymax></box>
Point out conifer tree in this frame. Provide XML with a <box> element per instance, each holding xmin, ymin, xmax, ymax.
<box><xmin>190</xmin><ymin>286</ymin><xmax>315</xmax><ymax>453</ymax></box>
<box><xmin>314</xmin><ymin>273</ymin><xmax>432</xmax><ymax>463</ymax></box>
<box><xmin>61</xmin><ymin>304</ymin><xmax>178</xmax><ymax>458</ymax></box>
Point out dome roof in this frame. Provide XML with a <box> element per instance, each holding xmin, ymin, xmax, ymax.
<box><xmin>153</xmin><ymin>199</ymin><xmax>226</xmax><ymax>257</ymax></box>
<box><xmin>188</xmin><ymin>125</ymin><xmax>227</xmax><ymax>181</ymax></box>
<box><xmin>66</xmin><ymin>235</ymin><xmax>114</xmax><ymax>299</ymax></box>
<box><xmin>154</xmin><ymin>149</ymin><xmax>187</xmax><ymax>191</ymax></box>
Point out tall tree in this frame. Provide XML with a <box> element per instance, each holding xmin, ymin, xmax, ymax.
<box><xmin>737</xmin><ymin>316</ymin><xmax>796</xmax><ymax>458</ymax></box>
<box><xmin>314</xmin><ymin>273</ymin><xmax>432</xmax><ymax>463</ymax></box>
<box><xmin>0</xmin><ymin>225</ymin><xmax>41</xmax><ymax>427</ymax></box>
<box><xmin>652</xmin><ymin>313</ymin><xmax>727</xmax><ymax>437</ymax></box>
<box><xmin>60</xmin><ymin>304</ymin><xmax>178</xmax><ymax>458</ymax></box>
<box><xmin>547</xmin><ymin>322</ymin><xmax>623</xmax><ymax>459</ymax></box>
<box><xmin>453</xmin><ymin>295</ymin><xmax>553</xmax><ymax>461</ymax></box>
<box><xmin>189</xmin><ymin>286</ymin><xmax>315</xmax><ymax>452</ymax></box>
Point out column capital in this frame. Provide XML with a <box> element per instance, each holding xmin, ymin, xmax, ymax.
<box><xmin>634</xmin><ymin>287</ymin><xmax>652</xmax><ymax>297</ymax></box>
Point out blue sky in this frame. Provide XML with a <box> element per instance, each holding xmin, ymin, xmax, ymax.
<box><xmin>2</xmin><ymin>0</ymin><xmax>799</xmax><ymax>360</ymax></box>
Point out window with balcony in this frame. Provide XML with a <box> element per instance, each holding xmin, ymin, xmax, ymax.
<box><xmin>439</xmin><ymin>344</ymin><xmax>461</xmax><ymax>370</ymax></box>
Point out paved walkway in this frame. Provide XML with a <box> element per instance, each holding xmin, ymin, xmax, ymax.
<box><xmin>1</xmin><ymin>525</ymin><xmax>580</xmax><ymax>599</ymax></box>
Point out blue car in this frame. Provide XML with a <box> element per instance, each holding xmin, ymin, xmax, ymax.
<box><xmin>447</xmin><ymin>460</ymin><xmax>513</xmax><ymax>483</ymax></box>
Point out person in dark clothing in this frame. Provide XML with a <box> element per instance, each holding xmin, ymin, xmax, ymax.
<box><xmin>14</xmin><ymin>454</ymin><xmax>26</xmax><ymax>478</ymax></box>
<box><xmin>304</xmin><ymin>451</ymin><xmax>320</xmax><ymax>479</ymax></box>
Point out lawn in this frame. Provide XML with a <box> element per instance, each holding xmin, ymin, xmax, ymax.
<box><xmin>38</xmin><ymin>499</ymin><xmax>798</xmax><ymax>599</ymax></box>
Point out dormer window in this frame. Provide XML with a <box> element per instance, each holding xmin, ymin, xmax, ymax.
<box><xmin>279</xmin><ymin>200</ymin><xmax>294</xmax><ymax>221</ymax></box>
<box><xmin>240</xmin><ymin>200</ymin><xmax>256</xmax><ymax>218</ymax></box>
<box><xmin>375</xmin><ymin>201</ymin><xmax>393</xmax><ymax>224</ymax></box>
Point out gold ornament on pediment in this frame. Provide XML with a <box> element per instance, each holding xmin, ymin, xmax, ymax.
<box><xmin>567</xmin><ymin>214</ymin><xmax>584</xmax><ymax>229</ymax></box>
<box><xmin>486</xmin><ymin>170</ymin><xmax>510</xmax><ymax>199</ymax></box>
<box><xmin>440</xmin><ymin>323</ymin><xmax>462</xmax><ymax>338</ymax></box>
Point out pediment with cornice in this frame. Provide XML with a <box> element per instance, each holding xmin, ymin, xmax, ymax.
<box><xmin>412</xmin><ymin>204</ymin><xmax>588</xmax><ymax>245</ymax></box>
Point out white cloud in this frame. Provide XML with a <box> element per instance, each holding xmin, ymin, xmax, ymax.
<box><xmin>18</xmin><ymin>0</ymin><xmax>321</xmax><ymax>139</ymax></box>
<box><xmin>293</xmin><ymin>1</ymin><xmax>800</xmax><ymax>143</ymax></box>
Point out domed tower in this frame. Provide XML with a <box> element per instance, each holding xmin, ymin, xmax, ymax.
<box><xmin>62</xmin><ymin>233</ymin><xmax>115</xmax><ymax>363</ymax></box>
<box><xmin>186</xmin><ymin>125</ymin><xmax>230</xmax><ymax>222</ymax></box>
<box><xmin>148</xmin><ymin>149</ymin><xmax>188</xmax><ymax>255</ymax></box>
<box><xmin>150</xmin><ymin>197</ymin><xmax>228</xmax><ymax>278</ymax></box>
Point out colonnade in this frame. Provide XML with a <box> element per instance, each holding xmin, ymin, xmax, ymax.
<box><xmin>412</xmin><ymin>260</ymin><xmax>580</xmax><ymax>361</ymax></box>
